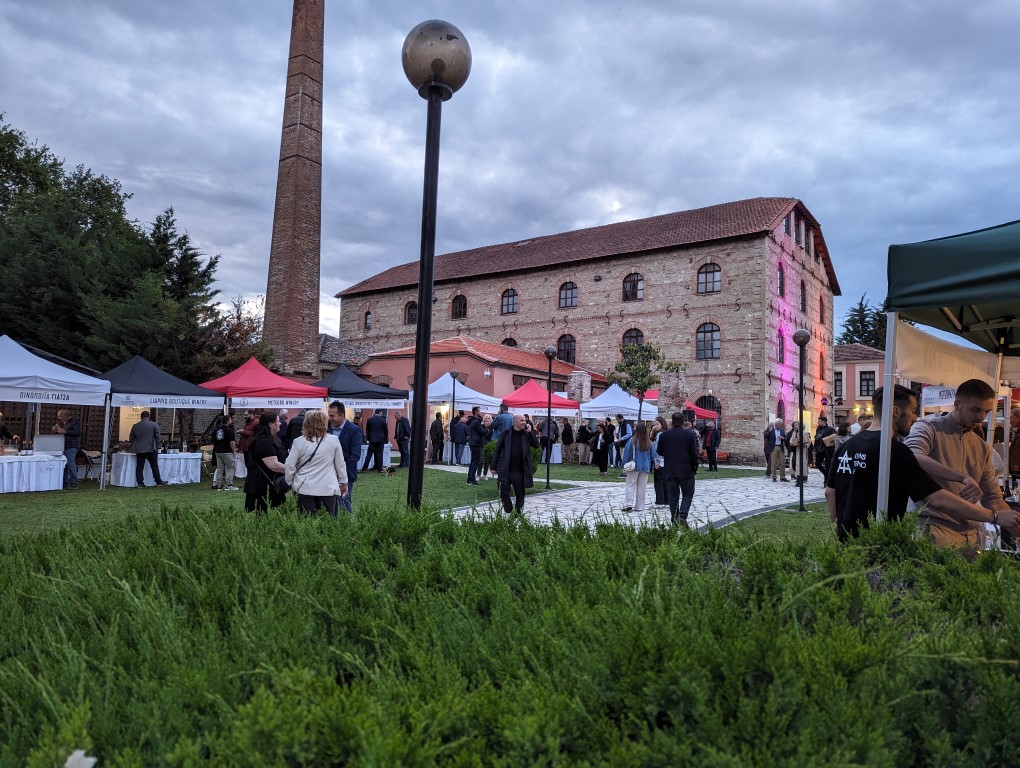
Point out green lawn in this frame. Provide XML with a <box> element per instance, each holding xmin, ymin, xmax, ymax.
<box><xmin>729</xmin><ymin>502</ymin><xmax>834</xmax><ymax>544</ymax></box>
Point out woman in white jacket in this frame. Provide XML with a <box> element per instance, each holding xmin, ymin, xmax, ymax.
<box><xmin>285</xmin><ymin>409</ymin><xmax>348</xmax><ymax>516</ymax></box>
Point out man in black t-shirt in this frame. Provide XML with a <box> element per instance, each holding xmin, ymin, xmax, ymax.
<box><xmin>826</xmin><ymin>385</ymin><xmax>1020</xmax><ymax>545</ymax></box>
<box><xmin>212</xmin><ymin>414</ymin><xmax>238</xmax><ymax>490</ymax></box>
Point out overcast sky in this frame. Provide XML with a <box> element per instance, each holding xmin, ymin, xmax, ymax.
<box><xmin>3</xmin><ymin>0</ymin><xmax>1018</xmax><ymax>342</ymax></box>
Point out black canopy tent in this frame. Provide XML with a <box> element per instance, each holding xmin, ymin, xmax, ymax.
<box><xmin>876</xmin><ymin>219</ymin><xmax>1020</xmax><ymax>517</ymax></box>
<box><xmin>313</xmin><ymin>365</ymin><xmax>408</xmax><ymax>409</ymax></box>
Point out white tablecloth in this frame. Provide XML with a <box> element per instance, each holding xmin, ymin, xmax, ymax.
<box><xmin>0</xmin><ymin>454</ymin><xmax>66</xmax><ymax>493</ymax></box>
<box><xmin>441</xmin><ymin>442</ymin><xmax>561</xmax><ymax>464</ymax></box>
<box><xmin>110</xmin><ymin>452</ymin><xmax>203</xmax><ymax>487</ymax></box>
<box><xmin>359</xmin><ymin>443</ymin><xmax>392</xmax><ymax>468</ymax></box>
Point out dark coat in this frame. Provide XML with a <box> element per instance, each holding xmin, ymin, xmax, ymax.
<box><xmin>395</xmin><ymin>416</ymin><xmax>412</xmax><ymax>442</ymax></box>
<box><xmin>467</xmin><ymin>416</ymin><xmax>487</xmax><ymax>447</ymax></box>
<box><xmin>329</xmin><ymin>420</ymin><xmax>364</xmax><ymax>483</ymax></box>
<box><xmin>364</xmin><ymin>413</ymin><xmax>388</xmax><ymax>444</ymax></box>
<box><xmin>429</xmin><ymin>417</ymin><xmax>445</xmax><ymax>443</ymax></box>
<box><xmin>492</xmin><ymin>427</ymin><xmax>541</xmax><ymax>486</ymax></box>
<box><xmin>763</xmin><ymin>425</ymin><xmax>783</xmax><ymax>454</ymax></box>
<box><xmin>656</xmin><ymin>426</ymin><xmax>700</xmax><ymax>480</ymax></box>
<box><xmin>450</xmin><ymin>420</ymin><xmax>468</xmax><ymax>444</ymax></box>
<box><xmin>701</xmin><ymin>425</ymin><xmax>721</xmax><ymax>450</ymax></box>
<box><xmin>561</xmin><ymin>423</ymin><xmax>574</xmax><ymax>446</ymax></box>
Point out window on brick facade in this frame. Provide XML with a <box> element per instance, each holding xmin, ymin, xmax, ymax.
<box><xmin>512</xmin><ymin>374</ymin><xmax>529</xmax><ymax>387</ymax></box>
<box><xmin>501</xmin><ymin>288</ymin><xmax>518</xmax><ymax>314</ymax></box>
<box><xmin>860</xmin><ymin>371</ymin><xmax>876</xmax><ymax>396</ymax></box>
<box><xmin>819</xmin><ymin>353</ymin><xmax>825</xmax><ymax>381</ymax></box>
<box><xmin>501</xmin><ymin>338</ymin><xmax>518</xmax><ymax>347</ymax></box>
<box><xmin>783</xmin><ymin>214</ymin><xmax>791</xmax><ymax>236</ymax></box>
<box><xmin>404</xmin><ymin>301</ymin><xmax>418</xmax><ymax>325</ymax></box>
<box><xmin>834</xmin><ymin>371</ymin><xmax>843</xmax><ymax>398</ymax></box>
<box><xmin>363</xmin><ymin>311</ymin><xmax>372</xmax><ymax>330</ymax></box>
<box><xmin>796</xmin><ymin>218</ymin><xmax>804</xmax><ymax>247</ymax></box>
<box><xmin>697</xmin><ymin>263</ymin><xmax>721</xmax><ymax>294</ymax></box>
<box><xmin>777</xmin><ymin>399</ymin><xmax>786</xmax><ymax>420</ymax></box>
<box><xmin>557</xmin><ymin>334</ymin><xmax>576</xmax><ymax>364</ymax></box>
<box><xmin>800</xmin><ymin>280</ymin><xmax>806</xmax><ymax>312</ymax></box>
<box><xmin>623</xmin><ymin>273</ymin><xmax>644</xmax><ymax>301</ymax></box>
<box><xmin>696</xmin><ymin>395</ymin><xmax>722</xmax><ymax>420</ymax></box>
<box><xmin>451</xmin><ymin>294</ymin><xmax>467</xmax><ymax>320</ymax></box>
<box><xmin>778</xmin><ymin>263</ymin><xmax>785</xmax><ymax>298</ymax></box>
<box><xmin>622</xmin><ymin>328</ymin><xmax>644</xmax><ymax>346</ymax></box>
<box><xmin>558</xmin><ymin>282</ymin><xmax>578</xmax><ymax>308</ymax></box>
<box><xmin>778</xmin><ymin>331</ymin><xmax>785</xmax><ymax>365</ymax></box>
<box><xmin>819</xmin><ymin>295</ymin><xmax>825</xmax><ymax>324</ymax></box>
<box><xmin>696</xmin><ymin>323</ymin><xmax>720</xmax><ymax>360</ymax></box>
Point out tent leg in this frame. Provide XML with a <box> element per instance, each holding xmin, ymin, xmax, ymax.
<box><xmin>875</xmin><ymin>312</ymin><xmax>899</xmax><ymax>522</ymax></box>
<box><xmin>99</xmin><ymin>397</ymin><xmax>111</xmax><ymax>491</ymax></box>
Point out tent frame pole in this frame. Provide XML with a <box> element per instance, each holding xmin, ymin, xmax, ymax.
<box><xmin>875</xmin><ymin>312</ymin><xmax>899</xmax><ymax>521</ymax></box>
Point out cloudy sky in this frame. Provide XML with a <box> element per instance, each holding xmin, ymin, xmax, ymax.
<box><xmin>3</xmin><ymin>0</ymin><xmax>1018</xmax><ymax>340</ymax></box>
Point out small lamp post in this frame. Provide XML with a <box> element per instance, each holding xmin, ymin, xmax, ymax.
<box><xmin>448</xmin><ymin>369</ymin><xmax>458</xmax><ymax>466</ymax></box>
<box><xmin>793</xmin><ymin>328</ymin><xmax>811</xmax><ymax>511</ymax></box>
<box><xmin>402</xmin><ymin>20</ymin><xmax>472</xmax><ymax>508</ymax></box>
<box><xmin>544</xmin><ymin>345</ymin><xmax>556</xmax><ymax>490</ymax></box>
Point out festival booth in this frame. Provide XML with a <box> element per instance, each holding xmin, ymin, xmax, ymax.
<box><xmin>314</xmin><ymin>365</ymin><xmax>408</xmax><ymax>410</ymax></box>
<box><xmin>408</xmin><ymin>375</ymin><xmax>503</xmax><ymax>464</ymax></box>
<box><xmin>502</xmin><ymin>380</ymin><xmax>580</xmax><ymax>464</ymax></box>
<box><xmin>877</xmin><ymin>219</ymin><xmax>1020</xmax><ymax>519</ymax></box>
<box><xmin>201</xmin><ymin>358</ymin><xmax>327</xmax><ymax>410</ymax></box>
<box><xmin>580</xmin><ymin>384</ymin><xmax>658</xmax><ymax>421</ymax></box>
<box><xmin>0</xmin><ymin>335</ymin><xmax>111</xmax><ymax>493</ymax></box>
<box><xmin>101</xmin><ymin>356</ymin><xmax>225</xmax><ymax>488</ymax></box>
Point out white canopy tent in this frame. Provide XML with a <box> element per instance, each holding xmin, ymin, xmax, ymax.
<box><xmin>579</xmin><ymin>383</ymin><xmax>658</xmax><ymax>420</ymax></box>
<box><xmin>408</xmin><ymin>375</ymin><xmax>503</xmax><ymax>411</ymax></box>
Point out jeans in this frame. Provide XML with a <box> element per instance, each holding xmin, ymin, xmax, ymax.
<box><xmin>665</xmin><ymin>476</ymin><xmax>696</xmax><ymax>524</ymax></box>
<box><xmin>430</xmin><ymin>440</ymin><xmax>444</xmax><ymax>464</ymax></box>
<box><xmin>453</xmin><ymin>442</ymin><xmax>465</xmax><ymax>464</ymax></box>
<box><xmin>397</xmin><ymin>438</ymin><xmax>410</xmax><ymax>467</ymax></box>
<box><xmin>338</xmin><ymin>481</ymin><xmax>355</xmax><ymax>514</ymax></box>
<box><xmin>63</xmin><ymin>447</ymin><xmax>79</xmax><ymax>488</ymax></box>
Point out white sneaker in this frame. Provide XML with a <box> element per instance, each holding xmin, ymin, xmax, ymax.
<box><xmin>223</xmin><ymin>485</ymin><xmax>239</xmax><ymax>491</ymax></box>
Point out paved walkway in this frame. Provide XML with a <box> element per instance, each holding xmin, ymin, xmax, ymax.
<box><xmin>435</xmin><ymin>465</ymin><xmax>826</xmax><ymax>532</ymax></box>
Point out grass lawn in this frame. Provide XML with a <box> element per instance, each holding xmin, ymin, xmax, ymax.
<box><xmin>729</xmin><ymin>501</ymin><xmax>834</xmax><ymax>545</ymax></box>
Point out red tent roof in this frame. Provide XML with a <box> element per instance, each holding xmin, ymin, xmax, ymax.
<box><xmin>200</xmin><ymin>358</ymin><xmax>327</xmax><ymax>398</ymax></box>
<box><xmin>502</xmin><ymin>379</ymin><xmax>580</xmax><ymax>409</ymax></box>
<box><xmin>684</xmin><ymin>401</ymin><xmax>719</xmax><ymax>419</ymax></box>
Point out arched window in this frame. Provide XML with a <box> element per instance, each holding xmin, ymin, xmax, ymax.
<box><xmin>819</xmin><ymin>295</ymin><xmax>825</xmax><ymax>324</ymax></box>
<box><xmin>451</xmin><ymin>295</ymin><xmax>467</xmax><ymax>320</ymax></box>
<box><xmin>623</xmin><ymin>272</ymin><xmax>644</xmax><ymax>301</ymax></box>
<box><xmin>404</xmin><ymin>301</ymin><xmax>418</xmax><ymax>325</ymax></box>
<box><xmin>697</xmin><ymin>263</ymin><xmax>721</xmax><ymax>294</ymax></box>
<box><xmin>777</xmin><ymin>331</ymin><xmax>785</xmax><ymax>364</ymax></box>
<box><xmin>799</xmin><ymin>280</ymin><xmax>806</xmax><ymax>312</ymax></box>
<box><xmin>501</xmin><ymin>288</ymin><xmax>518</xmax><ymax>315</ymax></box>
<box><xmin>777</xmin><ymin>400</ymin><xmax>786</xmax><ymax>420</ymax></box>
<box><xmin>777</xmin><ymin>263</ymin><xmax>785</xmax><ymax>298</ymax></box>
<box><xmin>363</xmin><ymin>311</ymin><xmax>373</xmax><ymax>330</ymax></box>
<box><xmin>501</xmin><ymin>337</ymin><xmax>518</xmax><ymax>347</ymax></box>
<box><xmin>696</xmin><ymin>323</ymin><xmax>720</xmax><ymax>360</ymax></box>
<box><xmin>559</xmin><ymin>281</ymin><xmax>578</xmax><ymax>309</ymax></box>
<box><xmin>819</xmin><ymin>353</ymin><xmax>826</xmax><ymax>382</ymax></box>
<box><xmin>622</xmin><ymin>328</ymin><xmax>644</xmax><ymax>346</ymax></box>
<box><xmin>557</xmin><ymin>334</ymin><xmax>576</xmax><ymax>364</ymax></box>
<box><xmin>696</xmin><ymin>395</ymin><xmax>722</xmax><ymax>421</ymax></box>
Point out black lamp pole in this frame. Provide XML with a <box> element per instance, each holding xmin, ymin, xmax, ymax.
<box><xmin>793</xmin><ymin>328</ymin><xmax>811</xmax><ymax>512</ymax></box>
<box><xmin>448</xmin><ymin>370</ymin><xmax>458</xmax><ymax>466</ymax></box>
<box><xmin>544</xmin><ymin>345</ymin><xmax>556</xmax><ymax>490</ymax></box>
<box><xmin>401</xmin><ymin>21</ymin><xmax>471</xmax><ymax>509</ymax></box>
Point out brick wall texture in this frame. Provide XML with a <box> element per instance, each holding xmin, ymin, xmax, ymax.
<box><xmin>263</xmin><ymin>0</ymin><xmax>324</xmax><ymax>377</ymax></box>
<box><xmin>338</xmin><ymin>200</ymin><xmax>838</xmax><ymax>462</ymax></box>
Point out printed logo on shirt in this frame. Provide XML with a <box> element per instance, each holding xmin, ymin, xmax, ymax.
<box><xmin>836</xmin><ymin>452</ymin><xmax>854</xmax><ymax>474</ymax></box>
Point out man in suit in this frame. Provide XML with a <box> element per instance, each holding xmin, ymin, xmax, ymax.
<box><xmin>764</xmin><ymin>419</ymin><xmax>788</xmax><ymax>482</ymax></box>
<box><xmin>393</xmin><ymin>411</ymin><xmax>412</xmax><ymax>468</ymax></box>
<box><xmin>282</xmin><ymin>408</ymin><xmax>304</xmax><ymax>454</ymax></box>
<box><xmin>328</xmin><ymin>400</ymin><xmax>363</xmax><ymax>514</ymax></box>
<box><xmin>428</xmin><ymin>412</ymin><xmax>445</xmax><ymax>464</ymax></box>
<box><xmin>466</xmin><ymin>406</ymin><xmax>487</xmax><ymax>485</ymax></box>
<box><xmin>361</xmin><ymin>408</ymin><xmax>389</xmax><ymax>472</ymax></box>
<box><xmin>492</xmin><ymin>414</ymin><xmax>541</xmax><ymax>516</ymax></box>
<box><xmin>655</xmin><ymin>412</ymin><xmax>700</xmax><ymax>527</ymax></box>
<box><xmin>128</xmin><ymin>410</ymin><xmax>168</xmax><ymax>487</ymax></box>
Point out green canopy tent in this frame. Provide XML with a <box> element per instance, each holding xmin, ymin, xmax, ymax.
<box><xmin>876</xmin><ymin>219</ymin><xmax>1020</xmax><ymax>518</ymax></box>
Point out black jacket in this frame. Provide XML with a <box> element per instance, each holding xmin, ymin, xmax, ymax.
<box><xmin>492</xmin><ymin>427</ymin><xmax>541</xmax><ymax>484</ymax></box>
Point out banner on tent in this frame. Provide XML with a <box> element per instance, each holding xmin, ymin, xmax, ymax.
<box><xmin>112</xmin><ymin>393</ymin><xmax>224</xmax><ymax>409</ymax></box>
<box><xmin>229</xmin><ymin>396</ymin><xmax>325</xmax><ymax>409</ymax></box>
<box><xmin>921</xmin><ymin>386</ymin><xmax>956</xmax><ymax>408</ymax></box>
<box><xmin>894</xmin><ymin>322</ymin><xmax>998</xmax><ymax>386</ymax></box>
<box><xmin>0</xmin><ymin>387</ymin><xmax>106</xmax><ymax>406</ymax></box>
<box><xmin>341</xmin><ymin>399</ymin><xmax>408</xmax><ymax>410</ymax></box>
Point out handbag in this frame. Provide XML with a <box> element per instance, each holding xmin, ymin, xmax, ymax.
<box><xmin>623</xmin><ymin>460</ymin><xmax>636</xmax><ymax>472</ymax></box>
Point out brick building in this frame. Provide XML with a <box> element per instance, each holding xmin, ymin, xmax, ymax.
<box><xmin>338</xmin><ymin>197</ymin><xmax>841</xmax><ymax>462</ymax></box>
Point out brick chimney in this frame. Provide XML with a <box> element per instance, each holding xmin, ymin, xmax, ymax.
<box><xmin>263</xmin><ymin>0</ymin><xmax>324</xmax><ymax>377</ymax></box>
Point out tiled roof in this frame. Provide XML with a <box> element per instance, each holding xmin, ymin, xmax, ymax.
<box><xmin>340</xmin><ymin>197</ymin><xmax>838</xmax><ymax>297</ymax></box>
<box><xmin>834</xmin><ymin>343</ymin><xmax>885</xmax><ymax>362</ymax></box>
<box><xmin>318</xmin><ymin>334</ymin><xmax>373</xmax><ymax>368</ymax></box>
<box><xmin>368</xmin><ymin>335</ymin><xmax>608</xmax><ymax>382</ymax></box>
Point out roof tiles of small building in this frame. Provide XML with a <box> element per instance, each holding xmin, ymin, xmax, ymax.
<box><xmin>341</xmin><ymin>197</ymin><xmax>836</xmax><ymax>297</ymax></box>
<box><xmin>369</xmin><ymin>335</ymin><xmax>608</xmax><ymax>382</ymax></box>
<box><xmin>318</xmin><ymin>334</ymin><xmax>373</xmax><ymax>368</ymax></box>
<box><xmin>834</xmin><ymin>343</ymin><xmax>885</xmax><ymax>362</ymax></box>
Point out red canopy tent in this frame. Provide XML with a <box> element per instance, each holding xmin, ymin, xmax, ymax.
<box><xmin>201</xmin><ymin>358</ymin><xmax>327</xmax><ymax>408</ymax></box>
<box><xmin>641</xmin><ymin>390</ymin><xmax>718</xmax><ymax>419</ymax></box>
<box><xmin>502</xmin><ymin>379</ymin><xmax>580</xmax><ymax>415</ymax></box>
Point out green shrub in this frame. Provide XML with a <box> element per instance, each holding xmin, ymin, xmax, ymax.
<box><xmin>2</xmin><ymin>509</ymin><xmax>1020</xmax><ymax>765</ymax></box>
<box><xmin>480</xmin><ymin>440</ymin><xmax>541</xmax><ymax>473</ymax></box>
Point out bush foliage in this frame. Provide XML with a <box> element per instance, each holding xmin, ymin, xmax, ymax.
<box><xmin>3</xmin><ymin>505</ymin><xmax>1020</xmax><ymax>766</ymax></box>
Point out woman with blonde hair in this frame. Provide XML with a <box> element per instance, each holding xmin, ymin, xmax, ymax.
<box><xmin>284</xmin><ymin>409</ymin><xmax>348</xmax><ymax>517</ymax></box>
<box><xmin>621</xmin><ymin>422</ymin><xmax>657</xmax><ymax>512</ymax></box>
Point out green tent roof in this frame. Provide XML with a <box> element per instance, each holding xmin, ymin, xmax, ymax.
<box><xmin>886</xmin><ymin>219</ymin><xmax>1020</xmax><ymax>353</ymax></box>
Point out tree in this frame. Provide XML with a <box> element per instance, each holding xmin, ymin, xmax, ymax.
<box><xmin>195</xmin><ymin>295</ymin><xmax>274</xmax><ymax>379</ymax></box>
<box><xmin>608</xmin><ymin>342</ymin><xmax>682</xmax><ymax>421</ymax></box>
<box><xmin>836</xmin><ymin>294</ymin><xmax>899</xmax><ymax>350</ymax></box>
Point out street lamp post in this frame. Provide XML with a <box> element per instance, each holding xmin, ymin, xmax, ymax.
<box><xmin>544</xmin><ymin>345</ymin><xmax>556</xmax><ymax>490</ymax></box>
<box><xmin>448</xmin><ymin>369</ymin><xmax>458</xmax><ymax>466</ymax></box>
<box><xmin>402</xmin><ymin>20</ymin><xmax>472</xmax><ymax>508</ymax></box>
<box><xmin>793</xmin><ymin>328</ymin><xmax>811</xmax><ymax>512</ymax></box>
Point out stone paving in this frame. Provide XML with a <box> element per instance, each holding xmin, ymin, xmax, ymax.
<box><xmin>433</xmin><ymin>464</ymin><xmax>826</xmax><ymax>532</ymax></box>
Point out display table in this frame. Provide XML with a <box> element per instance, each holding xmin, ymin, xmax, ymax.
<box><xmin>358</xmin><ymin>444</ymin><xmax>392</xmax><ymax>468</ymax></box>
<box><xmin>0</xmin><ymin>454</ymin><xmax>66</xmax><ymax>493</ymax></box>
<box><xmin>110</xmin><ymin>452</ymin><xmax>203</xmax><ymax>487</ymax></box>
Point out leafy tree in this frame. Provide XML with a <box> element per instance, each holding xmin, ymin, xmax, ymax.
<box><xmin>608</xmin><ymin>342</ymin><xmax>682</xmax><ymax>421</ymax></box>
<box><xmin>195</xmin><ymin>295</ymin><xmax>274</xmax><ymax>379</ymax></box>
